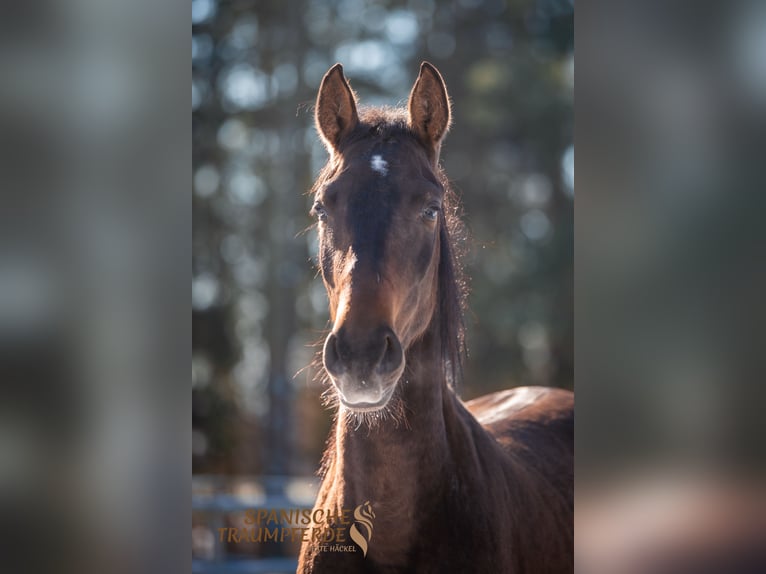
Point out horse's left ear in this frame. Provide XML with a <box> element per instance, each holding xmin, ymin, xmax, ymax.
<box><xmin>408</xmin><ymin>62</ymin><xmax>451</xmax><ymax>163</ymax></box>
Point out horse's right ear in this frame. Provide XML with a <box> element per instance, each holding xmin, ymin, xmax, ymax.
<box><xmin>315</xmin><ymin>64</ymin><xmax>359</xmax><ymax>153</ymax></box>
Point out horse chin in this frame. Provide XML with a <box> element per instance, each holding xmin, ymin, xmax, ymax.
<box><xmin>334</xmin><ymin>378</ymin><xmax>397</xmax><ymax>413</ymax></box>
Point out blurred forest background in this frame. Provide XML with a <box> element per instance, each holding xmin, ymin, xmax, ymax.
<box><xmin>192</xmin><ymin>0</ymin><xmax>573</xmax><ymax>478</ymax></box>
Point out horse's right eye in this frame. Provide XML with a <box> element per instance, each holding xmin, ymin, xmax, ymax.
<box><xmin>312</xmin><ymin>202</ymin><xmax>327</xmax><ymax>221</ymax></box>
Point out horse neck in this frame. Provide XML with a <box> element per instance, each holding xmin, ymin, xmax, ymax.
<box><xmin>327</xmin><ymin>320</ymin><xmax>459</xmax><ymax>509</ymax></box>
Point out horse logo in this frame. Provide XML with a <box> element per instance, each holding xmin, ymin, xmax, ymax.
<box><xmin>349</xmin><ymin>501</ymin><xmax>375</xmax><ymax>557</ymax></box>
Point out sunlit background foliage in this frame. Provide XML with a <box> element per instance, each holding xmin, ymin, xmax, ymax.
<box><xmin>192</xmin><ymin>0</ymin><xmax>573</xmax><ymax>478</ymax></box>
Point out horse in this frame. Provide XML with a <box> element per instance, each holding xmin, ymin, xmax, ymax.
<box><xmin>297</xmin><ymin>62</ymin><xmax>573</xmax><ymax>574</ymax></box>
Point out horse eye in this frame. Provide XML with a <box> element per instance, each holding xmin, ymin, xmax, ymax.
<box><xmin>312</xmin><ymin>202</ymin><xmax>327</xmax><ymax>221</ymax></box>
<box><xmin>422</xmin><ymin>205</ymin><xmax>440</xmax><ymax>221</ymax></box>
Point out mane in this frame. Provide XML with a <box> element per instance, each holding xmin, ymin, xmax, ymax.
<box><xmin>436</xmin><ymin>176</ymin><xmax>468</xmax><ymax>389</ymax></box>
<box><xmin>310</xmin><ymin>105</ymin><xmax>469</xmax><ymax>390</ymax></box>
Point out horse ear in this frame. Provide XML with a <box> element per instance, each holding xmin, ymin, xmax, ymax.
<box><xmin>408</xmin><ymin>62</ymin><xmax>451</xmax><ymax>162</ymax></box>
<box><xmin>315</xmin><ymin>64</ymin><xmax>359</xmax><ymax>153</ymax></box>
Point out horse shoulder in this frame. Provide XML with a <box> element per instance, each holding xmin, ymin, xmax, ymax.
<box><xmin>465</xmin><ymin>386</ymin><xmax>574</xmax><ymax>502</ymax></box>
<box><xmin>465</xmin><ymin>387</ymin><xmax>574</xmax><ymax>570</ymax></box>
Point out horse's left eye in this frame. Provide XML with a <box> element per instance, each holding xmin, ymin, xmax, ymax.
<box><xmin>422</xmin><ymin>206</ymin><xmax>440</xmax><ymax>221</ymax></box>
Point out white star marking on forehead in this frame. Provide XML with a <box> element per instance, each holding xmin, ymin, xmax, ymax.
<box><xmin>370</xmin><ymin>155</ymin><xmax>389</xmax><ymax>176</ymax></box>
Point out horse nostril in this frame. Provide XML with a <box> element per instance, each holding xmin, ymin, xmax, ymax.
<box><xmin>379</xmin><ymin>331</ymin><xmax>404</xmax><ymax>375</ymax></box>
<box><xmin>324</xmin><ymin>328</ymin><xmax>403</xmax><ymax>379</ymax></box>
<box><xmin>323</xmin><ymin>333</ymin><xmax>343</xmax><ymax>376</ymax></box>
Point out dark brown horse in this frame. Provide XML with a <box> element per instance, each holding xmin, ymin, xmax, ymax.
<box><xmin>297</xmin><ymin>62</ymin><xmax>573</xmax><ymax>574</ymax></box>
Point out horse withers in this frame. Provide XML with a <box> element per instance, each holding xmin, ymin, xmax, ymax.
<box><xmin>297</xmin><ymin>62</ymin><xmax>573</xmax><ymax>574</ymax></box>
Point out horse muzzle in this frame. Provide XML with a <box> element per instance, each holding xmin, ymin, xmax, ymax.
<box><xmin>322</xmin><ymin>326</ymin><xmax>404</xmax><ymax>411</ymax></box>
